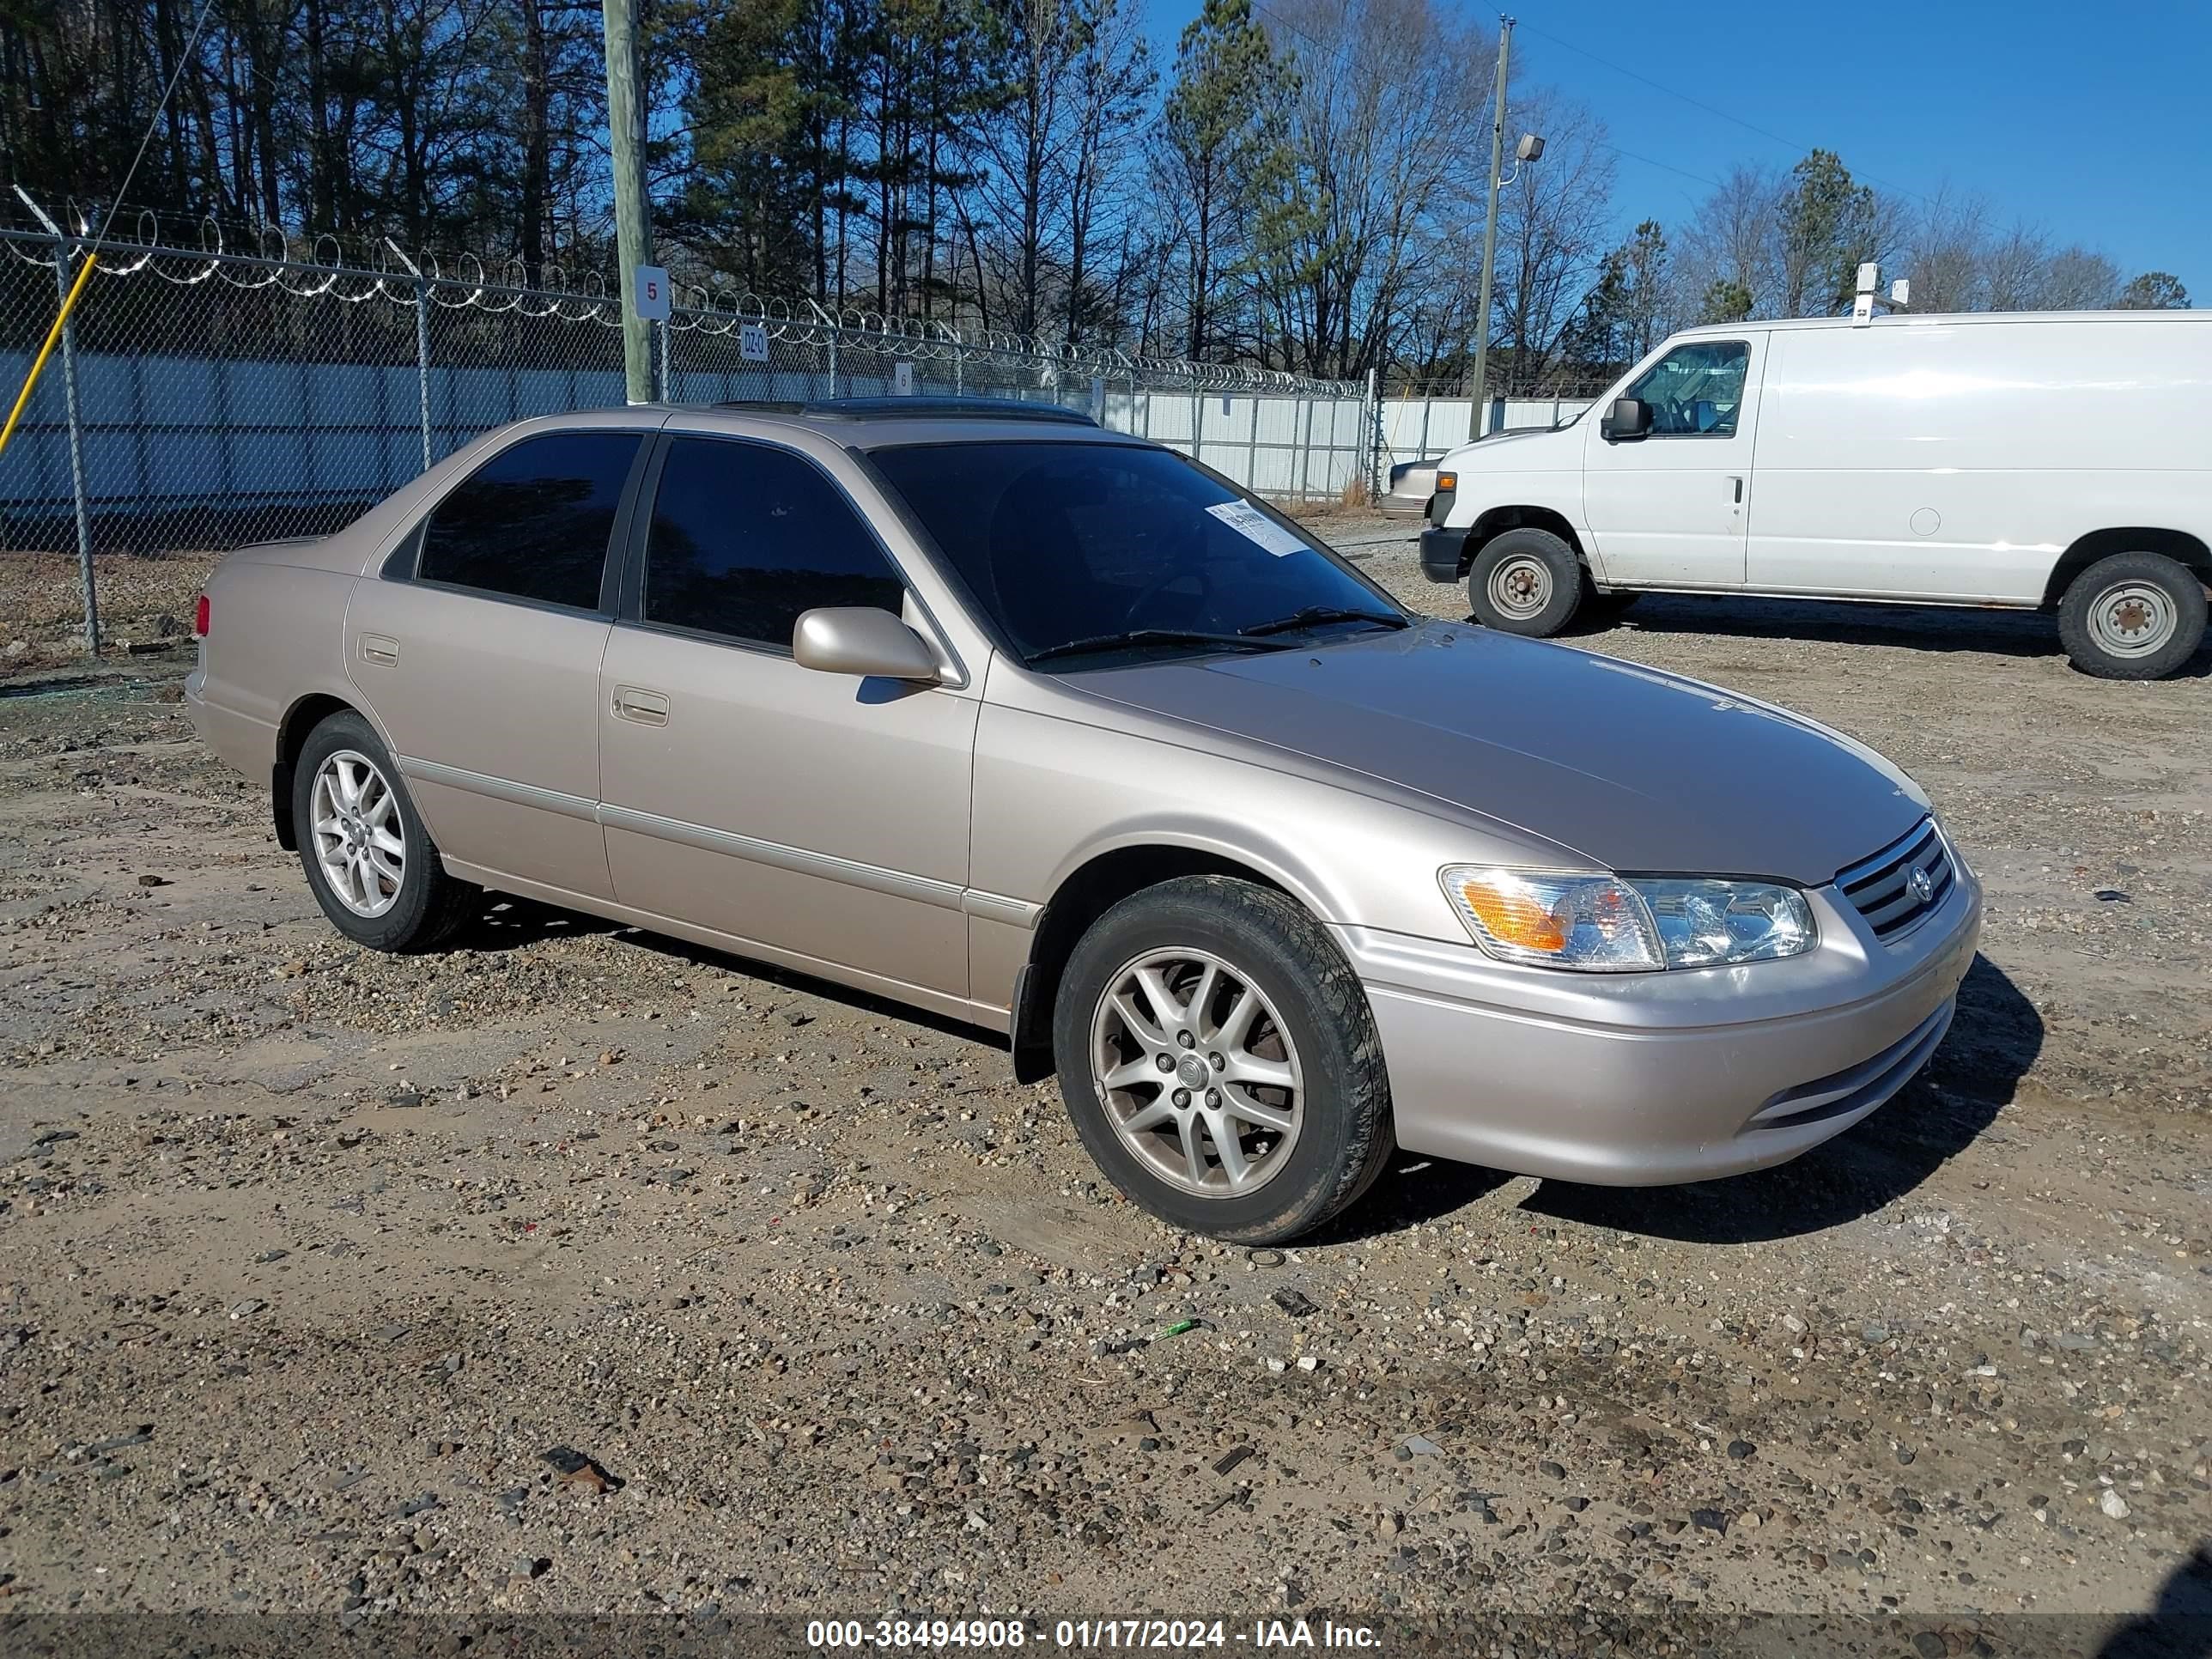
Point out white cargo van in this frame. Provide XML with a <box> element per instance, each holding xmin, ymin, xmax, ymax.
<box><xmin>1419</xmin><ymin>311</ymin><xmax>2212</xmax><ymax>678</ymax></box>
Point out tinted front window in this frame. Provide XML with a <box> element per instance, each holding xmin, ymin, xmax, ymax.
<box><xmin>418</xmin><ymin>431</ymin><xmax>641</xmax><ymax>608</ymax></box>
<box><xmin>1624</xmin><ymin>341</ymin><xmax>1749</xmax><ymax>435</ymax></box>
<box><xmin>869</xmin><ymin>442</ymin><xmax>1394</xmax><ymax>665</ymax></box>
<box><xmin>644</xmin><ymin>438</ymin><xmax>905</xmax><ymax>647</ymax></box>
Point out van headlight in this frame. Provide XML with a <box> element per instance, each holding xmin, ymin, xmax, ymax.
<box><xmin>1439</xmin><ymin>866</ymin><xmax>1815</xmax><ymax>971</ymax></box>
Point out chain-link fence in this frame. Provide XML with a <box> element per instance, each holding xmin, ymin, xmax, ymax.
<box><xmin>1</xmin><ymin>227</ymin><xmax>1377</xmax><ymax>605</ymax></box>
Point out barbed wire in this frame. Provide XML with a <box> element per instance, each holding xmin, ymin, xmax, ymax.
<box><xmin>0</xmin><ymin>196</ymin><xmax>1352</xmax><ymax>396</ymax></box>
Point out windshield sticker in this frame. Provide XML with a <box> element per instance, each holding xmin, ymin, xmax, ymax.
<box><xmin>1205</xmin><ymin>500</ymin><xmax>1310</xmax><ymax>557</ymax></box>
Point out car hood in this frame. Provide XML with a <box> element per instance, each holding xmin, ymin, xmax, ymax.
<box><xmin>1071</xmin><ymin>623</ymin><xmax>1929</xmax><ymax>887</ymax></box>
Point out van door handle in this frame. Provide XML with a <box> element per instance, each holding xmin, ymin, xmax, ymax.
<box><xmin>1729</xmin><ymin>477</ymin><xmax>1744</xmax><ymax>504</ymax></box>
<box><xmin>611</xmin><ymin>686</ymin><xmax>670</xmax><ymax>726</ymax></box>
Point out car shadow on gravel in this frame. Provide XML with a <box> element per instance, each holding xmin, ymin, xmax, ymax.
<box><xmin>1446</xmin><ymin>954</ymin><xmax>2038</xmax><ymax>1246</ymax></box>
<box><xmin>449</xmin><ymin>895</ymin><xmax>624</xmax><ymax>951</ymax></box>
<box><xmin>1557</xmin><ymin>594</ymin><xmax>2212</xmax><ymax>678</ymax></box>
<box><xmin>2099</xmin><ymin>1545</ymin><xmax>2212</xmax><ymax>1658</ymax></box>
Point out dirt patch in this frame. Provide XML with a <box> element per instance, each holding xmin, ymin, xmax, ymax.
<box><xmin>0</xmin><ymin>526</ymin><xmax>2205</xmax><ymax>1630</ymax></box>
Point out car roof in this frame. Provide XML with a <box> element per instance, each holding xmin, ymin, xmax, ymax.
<box><xmin>656</xmin><ymin>396</ymin><xmax>1139</xmax><ymax>451</ymax></box>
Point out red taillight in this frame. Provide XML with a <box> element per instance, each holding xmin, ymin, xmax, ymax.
<box><xmin>193</xmin><ymin>594</ymin><xmax>210</xmax><ymax>638</ymax></box>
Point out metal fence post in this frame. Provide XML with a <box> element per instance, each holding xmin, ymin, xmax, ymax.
<box><xmin>52</xmin><ymin>235</ymin><xmax>97</xmax><ymax>653</ymax></box>
<box><xmin>1244</xmin><ymin>393</ymin><xmax>1260</xmax><ymax>493</ymax></box>
<box><xmin>657</xmin><ymin>316</ymin><xmax>671</xmax><ymax>401</ymax></box>
<box><xmin>1361</xmin><ymin>368</ymin><xmax>1379</xmax><ymax>501</ymax></box>
<box><xmin>413</xmin><ymin>279</ymin><xmax>433</xmax><ymax>471</ymax></box>
<box><xmin>1297</xmin><ymin>397</ymin><xmax>1313</xmax><ymax>501</ymax></box>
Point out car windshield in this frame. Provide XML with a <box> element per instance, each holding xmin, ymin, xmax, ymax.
<box><xmin>869</xmin><ymin>441</ymin><xmax>1402</xmax><ymax>668</ymax></box>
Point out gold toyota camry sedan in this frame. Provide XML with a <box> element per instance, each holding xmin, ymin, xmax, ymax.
<box><xmin>187</xmin><ymin>398</ymin><xmax>1980</xmax><ymax>1242</ymax></box>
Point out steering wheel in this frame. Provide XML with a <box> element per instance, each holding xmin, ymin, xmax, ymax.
<box><xmin>1121</xmin><ymin>515</ymin><xmax>1219</xmax><ymax>629</ymax></box>
<box><xmin>1123</xmin><ymin>568</ymin><xmax>1212</xmax><ymax>629</ymax></box>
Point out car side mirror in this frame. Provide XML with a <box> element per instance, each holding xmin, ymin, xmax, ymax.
<box><xmin>793</xmin><ymin>606</ymin><xmax>941</xmax><ymax>683</ymax></box>
<box><xmin>1600</xmin><ymin>397</ymin><xmax>1651</xmax><ymax>442</ymax></box>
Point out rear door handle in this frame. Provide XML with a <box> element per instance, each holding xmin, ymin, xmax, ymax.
<box><xmin>611</xmin><ymin>685</ymin><xmax>670</xmax><ymax>726</ymax></box>
<box><xmin>361</xmin><ymin>634</ymin><xmax>399</xmax><ymax>666</ymax></box>
<box><xmin>1729</xmin><ymin>477</ymin><xmax>1744</xmax><ymax>504</ymax></box>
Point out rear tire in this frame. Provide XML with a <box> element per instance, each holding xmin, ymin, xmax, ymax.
<box><xmin>292</xmin><ymin>709</ymin><xmax>476</xmax><ymax>952</ymax></box>
<box><xmin>1052</xmin><ymin>876</ymin><xmax>1395</xmax><ymax>1244</ymax></box>
<box><xmin>2057</xmin><ymin>551</ymin><xmax>2207</xmax><ymax>680</ymax></box>
<box><xmin>1468</xmin><ymin>527</ymin><xmax>1583</xmax><ymax>637</ymax></box>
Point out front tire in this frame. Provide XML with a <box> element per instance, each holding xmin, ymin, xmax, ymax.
<box><xmin>1052</xmin><ymin>876</ymin><xmax>1395</xmax><ymax>1243</ymax></box>
<box><xmin>1468</xmin><ymin>527</ymin><xmax>1583</xmax><ymax>636</ymax></box>
<box><xmin>2057</xmin><ymin>551</ymin><xmax>2207</xmax><ymax>680</ymax></box>
<box><xmin>292</xmin><ymin>709</ymin><xmax>475</xmax><ymax>951</ymax></box>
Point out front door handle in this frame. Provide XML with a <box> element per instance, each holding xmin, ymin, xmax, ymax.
<box><xmin>1729</xmin><ymin>477</ymin><xmax>1744</xmax><ymax>504</ymax></box>
<box><xmin>611</xmin><ymin>686</ymin><xmax>671</xmax><ymax>726</ymax></box>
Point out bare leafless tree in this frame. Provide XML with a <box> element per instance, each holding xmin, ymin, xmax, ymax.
<box><xmin>1491</xmin><ymin>89</ymin><xmax>1616</xmax><ymax>392</ymax></box>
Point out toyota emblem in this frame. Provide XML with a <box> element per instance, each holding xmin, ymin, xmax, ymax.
<box><xmin>1908</xmin><ymin>866</ymin><xmax>1935</xmax><ymax>904</ymax></box>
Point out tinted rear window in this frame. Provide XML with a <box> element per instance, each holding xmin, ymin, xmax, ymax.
<box><xmin>418</xmin><ymin>431</ymin><xmax>641</xmax><ymax>610</ymax></box>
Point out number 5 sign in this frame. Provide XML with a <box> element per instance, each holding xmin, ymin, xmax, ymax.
<box><xmin>632</xmin><ymin>264</ymin><xmax>670</xmax><ymax>322</ymax></box>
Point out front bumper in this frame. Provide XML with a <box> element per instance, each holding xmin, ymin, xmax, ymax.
<box><xmin>1340</xmin><ymin>862</ymin><xmax>1983</xmax><ymax>1186</ymax></box>
<box><xmin>1419</xmin><ymin>525</ymin><xmax>1472</xmax><ymax>583</ymax></box>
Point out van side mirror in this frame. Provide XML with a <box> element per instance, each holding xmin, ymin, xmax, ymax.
<box><xmin>793</xmin><ymin>606</ymin><xmax>941</xmax><ymax>682</ymax></box>
<box><xmin>1600</xmin><ymin>398</ymin><xmax>1652</xmax><ymax>442</ymax></box>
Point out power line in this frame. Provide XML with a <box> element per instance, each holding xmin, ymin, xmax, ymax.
<box><xmin>1595</xmin><ymin>143</ymin><xmax>1724</xmax><ymax>192</ymax></box>
<box><xmin>1510</xmin><ymin>15</ymin><xmax>1935</xmax><ymax>208</ymax></box>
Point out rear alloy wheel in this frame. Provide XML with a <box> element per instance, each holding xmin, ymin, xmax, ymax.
<box><xmin>1054</xmin><ymin>875</ymin><xmax>1395</xmax><ymax>1243</ymax></box>
<box><xmin>2057</xmin><ymin>551</ymin><xmax>2208</xmax><ymax>681</ymax></box>
<box><xmin>292</xmin><ymin>709</ymin><xmax>476</xmax><ymax>951</ymax></box>
<box><xmin>1467</xmin><ymin>527</ymin><xmax>1583</xmax><ymax>637</ymax></box>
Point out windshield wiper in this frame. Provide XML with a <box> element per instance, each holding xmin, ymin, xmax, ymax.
<box><xmin>1028</xmin><ymin>628</ymin><xmax>1296</xmax><ymax>665</ymax></box>
<box><xmin>1238</xmin><ymin>605</ymin><xmax>1411</xmax><ymax>638</ymax></box>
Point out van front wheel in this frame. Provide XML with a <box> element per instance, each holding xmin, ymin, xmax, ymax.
<box><xmin>2057</xmin><ymin>551</ymin><xmax>2208</xmax><ymax>681</ymax></box>
<box><xmin>1468</xmin><ymin>528</ymin><xmax>1583</xmax><ymax>637</ymax></box>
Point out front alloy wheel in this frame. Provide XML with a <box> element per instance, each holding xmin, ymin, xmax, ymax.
<box><xmin>1091</xmin><ymin>947</ymin><xmax>1304</xmax><ymax>1196</ymax></box>
<box><xmin>1052</xmin><ymin>875</ymin><xmax>1395</xmax><ymax>1243</ymax></box>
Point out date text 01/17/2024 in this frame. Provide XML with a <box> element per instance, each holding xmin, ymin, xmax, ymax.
<box><xmin>805</xmin><ymin>1620</ymin><xmax>1382</xmax><ymax>1650</ymax></box>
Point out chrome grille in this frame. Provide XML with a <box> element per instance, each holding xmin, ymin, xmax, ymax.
<box><xmin>1836</xmin><ymin>818</ymin><xmax>1954</xmax><ymax>941</ymax></box>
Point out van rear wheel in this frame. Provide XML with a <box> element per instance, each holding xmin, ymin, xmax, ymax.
<box><xmin>2057</xmin><ymin>551</ymin><xmax>2208</xmax><ymax>681</ymax></box>
<box><xmin>1467</xmin><ymin>527</ymin><xmax>1583</xmax><ymax>637</ymax></box>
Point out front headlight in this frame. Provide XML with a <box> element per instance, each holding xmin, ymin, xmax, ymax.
<box><xmin>1440</xmin><ymin>866</ymin><xmax>1814</xmax><ymax>972</ymax></box>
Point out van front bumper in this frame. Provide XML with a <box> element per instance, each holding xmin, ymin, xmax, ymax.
<box><xmin>1419</xmin><ymin>526</ymin><xmax>1473</xmax><ymax>583</ymax></box>
<box><xmin>1336</xmin><ymin>865</ymin><xmax>1982</xmax><ymax>1186</ymax></box>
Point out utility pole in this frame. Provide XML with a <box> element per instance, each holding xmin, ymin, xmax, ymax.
<box><xmin>601</xmin><ymin>0</ymin><xmax>655</xmax><ymax>404</ymax></box>
<box><xmin>1468</xmin><ymin>15</ymin><xmax>1512</xmax><ymax>441</ymax></box>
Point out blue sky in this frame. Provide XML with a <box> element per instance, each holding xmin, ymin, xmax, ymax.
<box><xmin>1143</xmin><ymin>0</ymin><xmax>2209</xmax><ymax>300</ymax></box>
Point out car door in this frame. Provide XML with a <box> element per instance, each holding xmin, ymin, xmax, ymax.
<box><xmin>596</xmin><ymin>431</ymin><xmax>980</xmax><ymax>1000</ymax></box>
<box><xmin>344</xmin><ymin>425</ymin><xmax>648</xmax><ymax>901</ymax></box>
<box><xmin>1580</xmin><ymin>336</ymin><xmax>1764</xmax><ymax>588</ymax></box>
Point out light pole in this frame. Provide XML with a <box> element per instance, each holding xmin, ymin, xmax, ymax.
<box><xmin>1467</xmin><ymin>18</ymin><xmax>1513</xmax><ymax>441</ymax></box>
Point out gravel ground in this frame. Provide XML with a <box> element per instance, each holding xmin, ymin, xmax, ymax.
<box><xmin>0</xmin><ymin>521</ymin><xmax>2207</xmax><ymax>1642</ymax></box>
<box><xmin>0</xmin><ymin>552</ymin><xmax>209</xmax><ymax>678</ymax></box>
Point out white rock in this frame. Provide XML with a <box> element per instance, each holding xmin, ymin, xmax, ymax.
<box><xmin>2099</xmin><ymin>1488</ymin><xmax>2130</xmax><ymax>1520</ymax></box>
